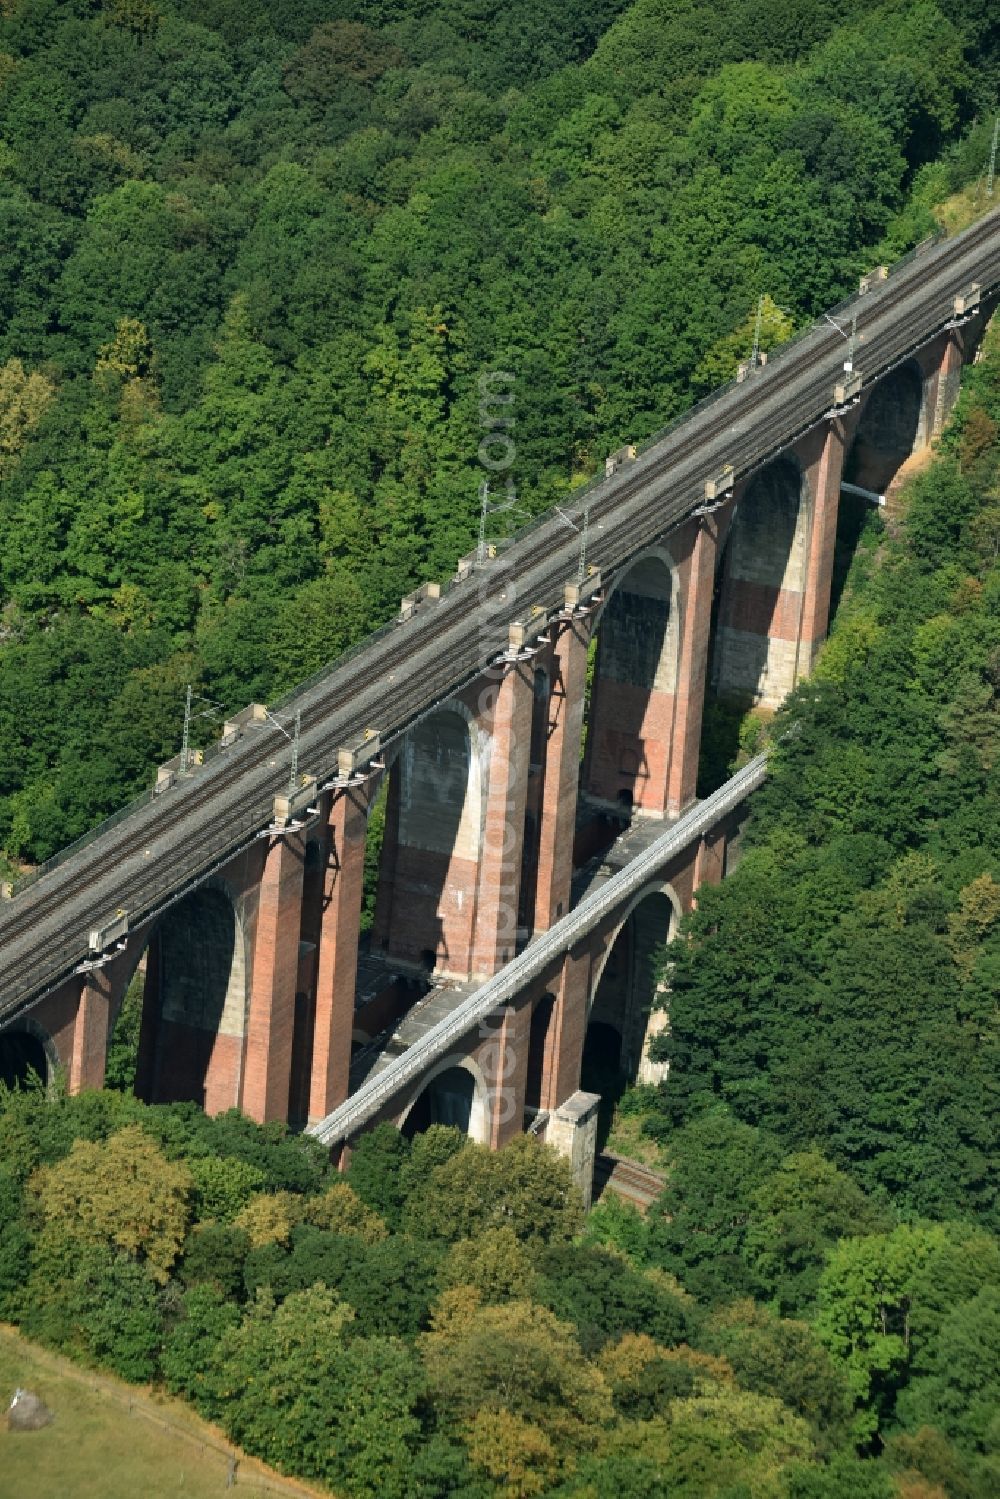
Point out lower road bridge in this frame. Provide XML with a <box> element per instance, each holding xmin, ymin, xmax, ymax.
<box><xmin>309</xmin><ymin>753</ymin><xmax>767</xmax><ymax>1193</ymax></box>
<box><xmin>1</xmin><ymin>210</ymin><xmax>998</xmax><ymax>1170</ymax></box>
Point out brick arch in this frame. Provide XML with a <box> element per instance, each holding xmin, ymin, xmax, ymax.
<box><xmin>846</xmin><ymin>358</ymin><xmax>926</xmax><ymax>494</ymax></box>
<box><xmin>109</xmin><ymin>874</ymin><xmax>249</xmax><ymax>1030</ymax></box>
<box><xmin>592</xmin><ymin>542</ymin><xmax>681</xmax><ymax>629</ymax></box>
<box><xmin>398</xmin><ymin>703</ymin><xmax>484</xmax><ymax>863</ymax></box>
<box><xmin>396</xmin><ymin>1052</ymin><xmax>489</xmax><ymax>1144</ymax></box>
<box><xmin>584</xmin><ymin>545</ymin><xmax>682</xmax><ymax>815</ymax></box>
<box><xmin>0</xmin><ymin>1015</ymin><xmax>57</xmax><ymax>1089</ymax></box>
<box><xmin>587</xmin><ymin>880</ymin><xmax>683</xmax><ymax>1009</ymax></box>
<box><xmin>711</xmin><ymin>452</ymin><xmax>810</xmax><ymax>708</ymax></box>
<box><xmin>373</xmin><ymin>699</ymin><xmax>486</xmax><ymax>979</ymax></box>
<box><xmin>585</xmin><ymin>881</ymin><xmax>681</xmax><ymax>1089</ymax></box>
<box><xmin>107</xmin><ymin>878</ymin><xmax>248</xmax><ymax>1114</ymax></box>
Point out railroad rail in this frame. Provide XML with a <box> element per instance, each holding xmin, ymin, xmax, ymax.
<box><xmin>2</xmin><ymin>209</ymin><xmax>999</xmax><ymax>1024</ymax></box>
<box><xmin>593</xmin><ymin>1152</ymin><xmax>667</xmax><ymax>1213</ymax></box>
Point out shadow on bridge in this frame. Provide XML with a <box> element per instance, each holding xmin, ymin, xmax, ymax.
<box><xmin>106</xmin><ymin>884</ymin><xmax>246</xmax><ymax>1113</ymax></box>
<box><xmin>583</xmin><ymin>887</ymin><xmax>676</xmax><ymax>1150</ymax></box>
<box><xmin>0</xmin><ymin>1028</ymin><xmax>49</xmax><ymax>1091</ymax></box>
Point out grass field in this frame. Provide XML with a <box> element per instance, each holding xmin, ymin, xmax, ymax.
<box><xmin>0</xmin><ymin>1325</ymin><xmax>327</xmax><ymax>1499</ymax></box>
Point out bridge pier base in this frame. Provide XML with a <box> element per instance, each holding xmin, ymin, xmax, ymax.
<box><xmin>798</xmin><ymin>417</ymin><xmax>850</xmax><ymax>677</ymax></box>
<box><xmin>472</xmin><ymin>660</ymin><xmax>534</xmax><ymax>978</ymax></box>
<box><xmin>547</xmin><ymin>1090</ymin><xmax>601</xmax><ymax>1210</ymax></box>
<box><xmin>242</xmin><ymin>832</ymin><xmax>305</xmax><ymax>1123</ymax></box>
<box><xmin>693</xmin><ymin>827</ymin><xmax>727</xmax><ymax>892</ymax></box>
<box><xmin>69</xmin><ymin>968</ymin><xmax>111</xmax><ymax>1093</ymax></box>
<box><xmin>666</xmin><ymin>515</ymin><xmax>719</xmax><ymax>815</ymax></box>
<box><xmin>533</xmin><ymin>615</ymin><xmax>591</xmax><ymax>932</ymax></box>
<box><xmin>308</xmin><ymin>784</ymin><xmax>372</xmax><ymax>1125</ymax></box>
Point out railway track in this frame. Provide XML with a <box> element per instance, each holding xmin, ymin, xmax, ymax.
<box><xmin>2</xmin><ymin>208</ymin><xmax>998</xmax><ymax>1022</ymax></box>
<box><xmin>593</xmin><ymin>1151</ymin><xmax>667</xmax><ymax>1213</ymax></box>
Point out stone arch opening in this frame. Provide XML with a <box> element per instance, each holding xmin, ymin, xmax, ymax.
<box><xmin>0</xmin><ymin>1027</ymin><xmax>50</xmax><ymax>1090</ymax></box>
<box><xmin>845</xmin><ymin>362</ymin><xmax>924</xmax><ymax>495</ymax></box>
<box><xmin>399</xmin><ymin>1058</ymin><xmax>487</xmax><ymax>1143</ymax></box>
<box><xmin>582</xmin><ymin>549</ymin><xmax>680</xmax><ymax>820</ymax></box>
<box><xmin>830</xmin><ymin>361</ymin><xmax>925</xmax><ymax>621</ymax></box>
<box><xmin>372</xmin><ymin>704</ymin><xmax>483</xmax><ymax>979</ymax></box>
<box><xmin>710</xmin><ymin>455</ymin><xmax>808</xmax><ymax>712</ymax></box>
<box><xmin>581</xmin><ymin>1021</ymin><xmax>623</xmax><ymax>1101</ymax></box>
<box><xmin>108</xmin><ymin>883</ymin><xmax>247</xmax><ymax>1114</ymax></box>
<box><xmin>584</xmin><ymin>887</ymin><xmax>679</xmax><ymax>1122</ymax></box>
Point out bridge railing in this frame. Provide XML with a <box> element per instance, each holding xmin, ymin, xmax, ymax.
<box><xmin>10</xmin><ymin>786</ymin><xmax>160</xmax><ymax>896</ymax></box>
<box><xmin>309</xmin><ymin>752</ymin><xmax>769</xmax><ymax>1148</ymax></box>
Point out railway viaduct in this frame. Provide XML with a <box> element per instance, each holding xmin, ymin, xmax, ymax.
<box><xmin>1</xmin><ymin>210</ymin><xmax>998</xmax><ymax>1183</ymax></box>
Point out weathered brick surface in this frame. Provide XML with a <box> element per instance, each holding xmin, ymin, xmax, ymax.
<box><xmin>153</xmin><ymin>1019</ymin><xmax>243</xmax><ymax>1113</ymax></box>
<box><xmin>241</xmin><ymin>831</ymin><xmax>305</xmax><ymax>1123</ymax></box>
<box><xmin>586</xmin><ymin>676</ymin><xmax>675</xmax><ymax>811</ymax></box>
<box><xmin>30</xmin><ymin>975</ymin><xmax>84</xmax><ymax>1079</ymax></box>
<box><xmin>714</xmin><ymin>457</ymin><xmax>808</xmax><ymax>706</ymax></box>
<box><xmin>667</xmin><ymin>516</ymin><xmax>718</xmax><ymax>815</ymax></box>
<box><xmin>544</xmin><ymin>944</ymin><xmax>591</xmax><ymax>1109</ymax></box>
<box><xmin>68</xmin><ymin>966</ymin><xmax>112</xmax><ymax>1092</ymax></box>
<box><xmin>694</xmin><ymin>828</ymin><xmax>727</xmax><ymax>892</ymax></box>
<box><xmin>586</xmin><ymin>521</ymin><xmax>716</xmax><ymax>817</ymax></box>
<box><xmin>378</xmin><ymin>843</ymin><xmax>481</xmax><ymax>975</ymax></box>
<box><xmin>798</xmin><ymin>418</ymin><xmax>849</xmax><ymax>673</ymax></box>
<box><xmin>533</xmin><ymin>616</ymin><xmax>592</xmax><ymax>931</ymax></box>
<box><xmin>472</xmin><ymin>661</ymin><xmax>534</xmax><ymax>977</ymax></box>
<box><xmin>308</xmin><ymin>781</ymin><xmax>372</xmax><ymax>1124</ymax></box>
<box><xmin>475</xmin><ymin>997</ymin><xmax>533</xmax><ymax>1148</ymax></box>
<box><xmin>373</xmin><ymin>686</ymin><xmax>489</xmax><ymax>978</ymax></box>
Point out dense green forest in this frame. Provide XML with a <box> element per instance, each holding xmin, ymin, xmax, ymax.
<box><xmin>0</xmin><ymin>1078</ymin><xmax>993</xmax><ymax>1499</ymax></box>
<box><xmin>1</xmin><ymin>4</ymin><xmax>999</xmax><ymax>1490</ymax></box>
<box><xmin>0</xmin><ymin>0</ymin><xmax>998</xmax><ymax>869</ymax></box>
<box><xmin>0</xmin><ymin>354</ymin><xmax>997</xmax><ymax>1492</ymax></box>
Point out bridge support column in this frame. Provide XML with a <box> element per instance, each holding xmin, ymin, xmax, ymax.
<box><xmin>481</xmin><ymin>998</ymin><xmax>531</xmax><ymax>1148</ymax></box>
<box><xmin>694</xmin><ymin>828</ymin><xmax>727</xmax><ymax>892</ymax></box>
<box><xmin>472</xmin><ymin>659</ymin><xmax>534</xmax><ymax>977</ymax></box>
<box><xmin>242</xmin><ymin>832</ymin><xmax>305</xmax><ymax>1124</ymax></box>
<box><xmin>547</xmin><ymin>1091</ymin><xmax>601</xmax><ymax>1210</ymax></box>
<box><xmin>69</xmin><ymin>968</ymin><xmax>111</xmax><ymax>1093</ymax></box>
<box><xmin>308</xmin><ymin>782</ymin><xmax>372</xmax><ymax>1125</ymax></box>
<box><xmin>542</xmin><ymin>945</ymin><xmax>590</xmax><ymax>1111</ymax></box>
<box><xmin>534</xmin><ymin>616</ymin><xmax>591</xmax><ymax>931</ymax></box>
<box><xmin>932</xmin><ymin>328</ymin><xmax>964</xmax><ymax>438</ymax></box>
<box><xmin>666</xmin><ymin>515</ymin><xmax>719</xmax><ymax>815</ymax></box>
<box><xmin>798</xmin><ymin>417</ymin><xmax>848</xmax><ymax>677</ymax></box>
